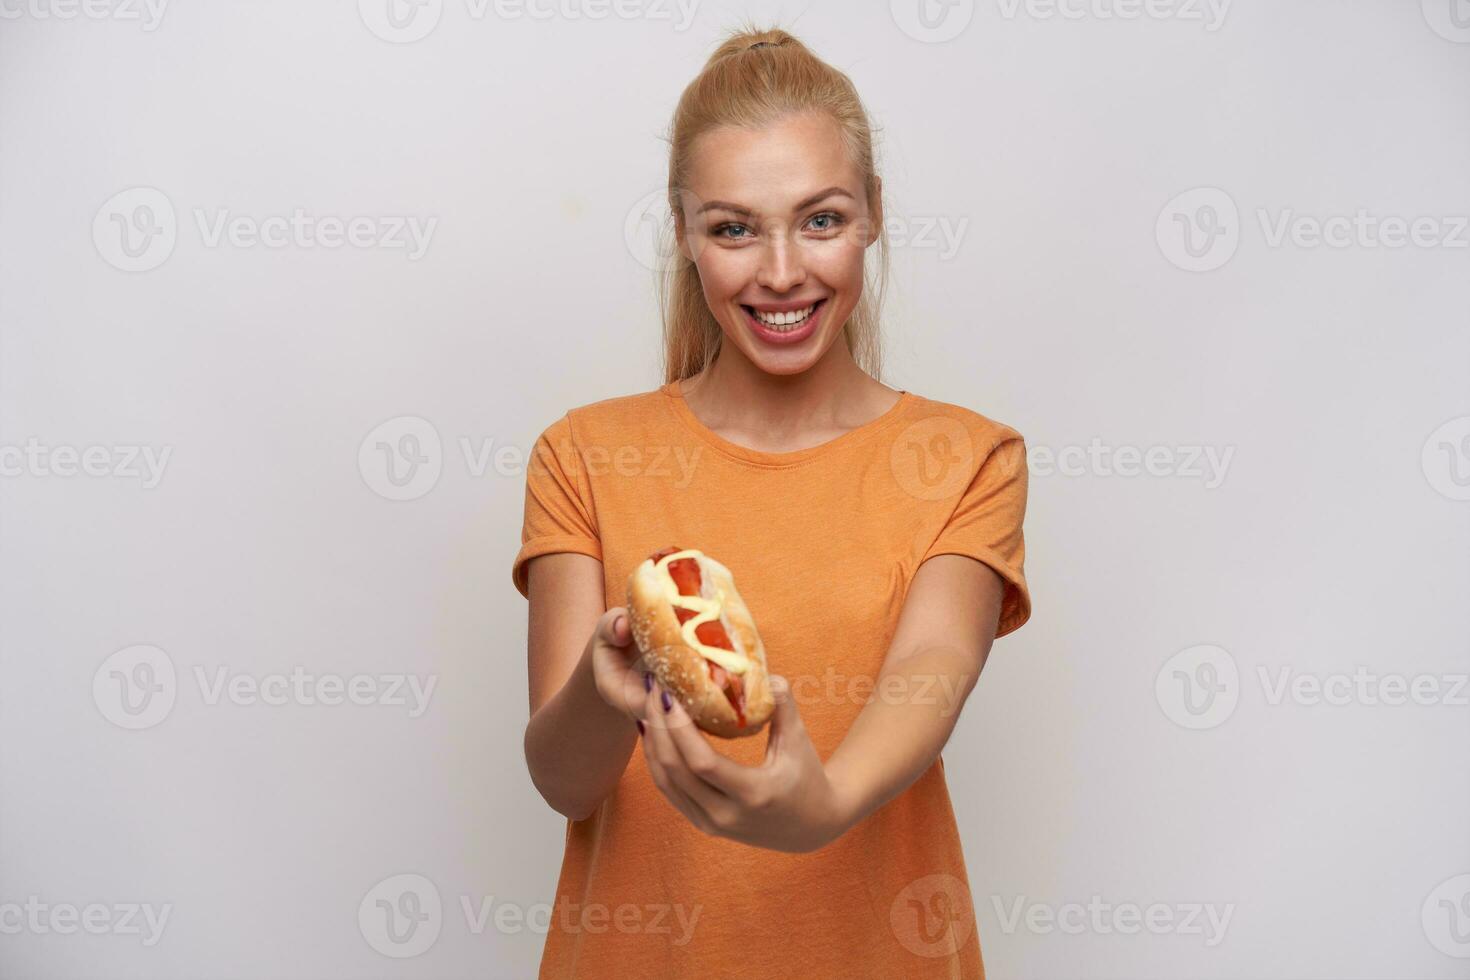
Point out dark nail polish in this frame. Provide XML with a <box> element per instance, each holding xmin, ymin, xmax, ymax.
<box><xmin>644</xmin><ymin>672</ymin><xmax>653</xmax><ymax>692</ymax></box>
<box><xmin>636</xmin><ymin>719</ymin><xmax>645</xmax><ymax>735</ymax></box>
<box><xmin>661</xmin><ymin>690</ymin><xmax>672</xmax><ymax>713</ymax></box>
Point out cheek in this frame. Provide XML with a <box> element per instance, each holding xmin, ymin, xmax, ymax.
<box><xmin>811</xmin><ymin>243</ymin><xmax>864</xmax><ymax>285</ymax></box>
<box><xmin>807</xmin><ymin>239</ymin><xmax>867</xmax><ymax>291</ymax></box>
<box><xmin>693</xmin><ymin>249</ymin><xmax>751</xmax><ymax>301</ymax></box>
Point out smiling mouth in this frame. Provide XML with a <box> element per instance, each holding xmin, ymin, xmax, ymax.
<box><xmin>740</xmin><ymin>298</ymin><xmax>826</xmax><ymax>333</ymax></box>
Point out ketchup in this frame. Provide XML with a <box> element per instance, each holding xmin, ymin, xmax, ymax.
<box><xmin>649</xmin><ymin>546</ymin><xmax>748</xmax><ymax>728</ymax></box>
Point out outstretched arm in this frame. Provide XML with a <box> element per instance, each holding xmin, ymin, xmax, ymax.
<box><xmin>634</xmin><ymin>553</ymin><xmax>1004</xmax><ymax>852</ymax></box>
<box><xmin>824</xmin><ymin>553</ymin><xmax>1003</xmax><ymax>832</ymax></box>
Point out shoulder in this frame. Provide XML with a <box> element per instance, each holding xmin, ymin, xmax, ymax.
<box><xmin>903</xmin><ymin>390</ymin><xmax>1026</xmax><ymax>456</ymax></box>
<box><xmin>533</xmin><ymin>386</ymin><xmax>671</xmax><ymax>451</ymax></box>
<box><xmin>562</xmin><ymin>386</ymin><xmax>668</xmax><ymax>428</ymax></box>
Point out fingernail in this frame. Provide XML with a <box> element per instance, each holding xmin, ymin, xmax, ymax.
<box><xmin>661</xmin><ymin>690</ymin><xmax>672</xmax><ymax>713</ymax></box>
<box><xmin>636</xmin><ymin>719</ymin><xmax>645</xmax><ymax>735</ymax></box>
<box><xmin>643</xmin><ymin>672</ymin><xmax>653</xmax><ymax>692</ymax></box>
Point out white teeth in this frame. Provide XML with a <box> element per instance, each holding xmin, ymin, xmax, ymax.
<box><xmin>751</xmin><ymin>303</ymin><xmax>817</xmax><ymax>330</ymax></box>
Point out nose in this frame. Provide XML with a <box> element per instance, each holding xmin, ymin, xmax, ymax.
<box><xmin>754</xmin><ymin>232</ymin><xmax>806</xmax><ymax>294</ymax></box>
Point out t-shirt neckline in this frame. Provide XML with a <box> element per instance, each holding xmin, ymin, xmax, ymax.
<box><xmin>660</xmin><ymin>380</ymin><xmax>916</xmax><ymax>468</ymax></box>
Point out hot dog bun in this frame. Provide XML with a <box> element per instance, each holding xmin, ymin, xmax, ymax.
<box><xmin>626</xmin><ymin>547</ymin><xmax>774</xmax><ymax>738</ymax></box>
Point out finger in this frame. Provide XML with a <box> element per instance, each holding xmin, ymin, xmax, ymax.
<box><xmin>657</xmin><ymin>689</ymin><xmax>756</xmax><ymax>801</ymax></box>
<box><xmin>596</xmin><ymin>606</ymin><xmax>633</xmax><ymax>649</ymax></box>
<box><xmin>763</xmin><ymin>674</ymin><xmax>805</xmax><ymax>759</ymax></box>
<box><xmin>641</xmin><ymin>685</ymin><xmax>720</xmax><ymax>832</ymax></box>
<box><xmin>644</xmin><ymin>683</ymin><xmax>732</xmax><ymax>826</ymax></box>
<box><xmin>594</xmin><ymin>608</ymin><xmax>655</xmax><ymax>718</ymax></box>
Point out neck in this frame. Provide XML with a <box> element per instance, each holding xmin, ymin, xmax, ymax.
<box><xmin>680</xmin><ymin>332</ymin><xmax>883</xmax><ymax>433</ymax></box>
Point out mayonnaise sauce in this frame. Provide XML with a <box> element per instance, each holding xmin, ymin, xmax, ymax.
<box><xmin>652</xmin><ymin>549</ymin><xmax>752</xmax><ymax>675</ymax></box>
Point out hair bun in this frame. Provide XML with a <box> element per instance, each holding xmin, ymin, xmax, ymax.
<box><xmin>743</xmin><ymin>32</ymin><xmax>789</xmax><ymax>51</ymax></box>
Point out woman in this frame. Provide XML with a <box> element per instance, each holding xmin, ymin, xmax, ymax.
<box><xmin>513</xmin><ymin>24</ymin><xmax>1032</xmax><ymax>979</ymax></box>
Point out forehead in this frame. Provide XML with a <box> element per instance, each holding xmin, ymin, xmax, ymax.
<box><xmin>685</xmin><ymin>112</ymin><xmax>860</xmax><ymax>208</ymax></box>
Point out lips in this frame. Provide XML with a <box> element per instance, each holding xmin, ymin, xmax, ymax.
<box><xmin>741</xmin><ymin>298</ymin><xmax>827</xmax><ymax>346</ymax></box>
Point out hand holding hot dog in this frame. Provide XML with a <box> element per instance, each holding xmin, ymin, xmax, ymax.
<box><xmin>587</xmin><ymin>606</ymin><xmax>650</xmax><ymax>722</ymax></box>
<box><xmin>639</xmin><ymin>672</ymin><xmax>852</xmax><ymax>853</ymax></box>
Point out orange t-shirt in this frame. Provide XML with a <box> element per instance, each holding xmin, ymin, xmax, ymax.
<box><xmin>512</xmin><ymin>380</ymin><xmax>1032</xmax><ymax>980</ymax></box>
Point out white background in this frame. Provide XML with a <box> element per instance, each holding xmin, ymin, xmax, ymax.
<box><xmin>2</xmin><ymin>0</ymin><xmax>1468</xmax><ymax>977</ymax></box>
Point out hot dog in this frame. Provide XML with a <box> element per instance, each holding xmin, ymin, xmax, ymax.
<box><xmin>626</xmin><ymin>546</ymin><xmax>774</xmax><ymax>738</ymax></box>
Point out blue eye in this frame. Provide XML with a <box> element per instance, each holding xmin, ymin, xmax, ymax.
<box><xmin>711</xmin><ymin>212</ymin><xmax>845</xmax><ymax>240</ymax></box>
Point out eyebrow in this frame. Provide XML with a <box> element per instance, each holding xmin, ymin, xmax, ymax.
<box><xmin>695</xmin><ymin>186</ymin><xmax>856</xmax><ymax>218</ymax></box>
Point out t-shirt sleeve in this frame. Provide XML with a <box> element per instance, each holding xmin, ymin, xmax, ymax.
<box><xmin>510</xmin><ymin>413</ymin><xmax>603</xmax><ymax>599</ymax></box>
<box><xmin>918</xmin><ymin>434</ymin><xmax>1032</xmax><ymax>638</ymax></box>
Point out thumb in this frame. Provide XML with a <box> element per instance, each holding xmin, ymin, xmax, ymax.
<box><xmin>598</xmin><ymin>607</ymin><xmax>632</xmax><ymax>647</ymax></box>
<box><xmin>764</xmin><ymin>674</ymin><xmax>806</xmax><ymax>750</ymax></box>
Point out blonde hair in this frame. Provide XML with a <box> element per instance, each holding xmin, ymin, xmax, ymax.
<box><xmin>656</xmin><ymin>23</ymin><xmax>890</xmax><ymax>384</ymax></box>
